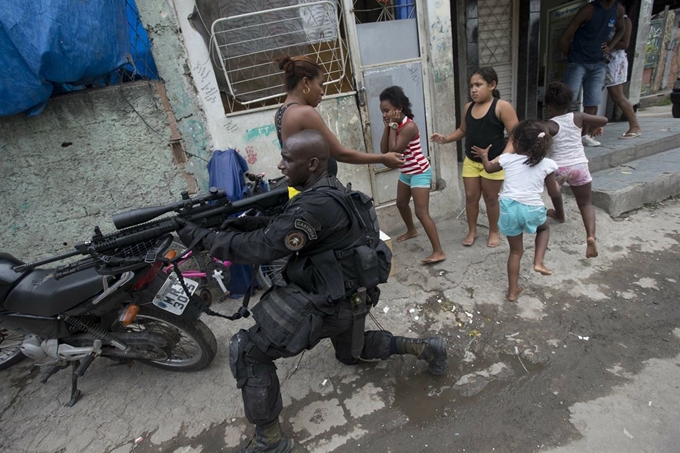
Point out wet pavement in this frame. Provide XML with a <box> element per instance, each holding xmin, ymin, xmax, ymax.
<box><xmin>2</xmin><ymin>188</ymin><xmax>680</xmax><ymax>452</ymax></box>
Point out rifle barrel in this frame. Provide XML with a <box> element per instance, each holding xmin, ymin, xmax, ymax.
<box><xmin>13</xmin><ymin>249</ymin><xmax>82</xmax><ymax>272</ymax></box>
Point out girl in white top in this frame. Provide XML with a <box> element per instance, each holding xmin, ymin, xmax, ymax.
<box><xmin>476</xmin><ymin>120</ymin><xmax>561</xmax><ymax>302</ymax></box>
<box><xmin>543</xmin><ymin>81</ymin><xmax>608</xmax><ymax>259</ymax></box>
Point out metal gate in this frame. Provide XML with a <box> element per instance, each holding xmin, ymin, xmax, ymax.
<box><xmin>477</xmin><ymin>0</ymin><xmax>517</xmax><ymax>106</ymax></box>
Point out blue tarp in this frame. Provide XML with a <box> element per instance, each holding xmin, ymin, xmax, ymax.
<box><xmin>0</xmin><ymin>1</ymin><xmax>129</xmax><ymax>116</ymax></box>
<box><xmin>207</xmin><ymin>149</ymin><xmax>255</xmax><ymax>298</ymax></box>
<box><xmin>122</xmin><ymin>1</ymin><xmax>158</xmax><ymax>82</ymax></box>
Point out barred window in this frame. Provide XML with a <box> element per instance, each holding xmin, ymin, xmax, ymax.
<box><xmin>190</xmin><ymin>0</ymin><xmax>354</xmax><ymax>114</ymax></box>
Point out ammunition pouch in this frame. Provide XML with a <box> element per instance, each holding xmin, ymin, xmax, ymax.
<box><xmin>337</xmin><ymin>240</ymin><xmax>392</xmax><ymax>294</ymax></box>
<box><xmin>353</xmin><ymin>245</ymin><xmax>380</xmax><ymax>289</ymax></box>
<box><xmin>251</xmin><ymin>283</ymin><xmax>331</xmax><ymax>355</ymax></box>
<box><xmin>375</xmin><ymin>240</ymin><xmax>392</xmax><ymax>283</ymax></box>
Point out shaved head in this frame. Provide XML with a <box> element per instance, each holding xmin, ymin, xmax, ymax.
<box><xmin>284</xmin><ymin>130</ymin><xmax>329</xmax><ymax>164</ymax></box>
<box><xmin>278</xmin><ymin>130</ymin><xmax>331</xmax><ymax>189</ymax></box>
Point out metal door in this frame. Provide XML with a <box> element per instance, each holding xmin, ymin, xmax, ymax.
<box><xmin>478</xmin><ymin>0</ymin><xmax>518</xmax><ymax>107</ymax></box>
<box><xmin>342</xmin><ymin>0</ymin><xmax>432</xmax><ymax>205</ymax></box>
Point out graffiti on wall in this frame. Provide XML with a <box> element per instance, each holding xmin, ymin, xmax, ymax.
<box><xmin>192</xmin><ymin>60</ymin><xmax>219</xmax><ymax>105</ymax></box>
<box><xmin>245</xmin><ymin>145</ymin><xmax>258</xmax><ymax>165</ymax></box>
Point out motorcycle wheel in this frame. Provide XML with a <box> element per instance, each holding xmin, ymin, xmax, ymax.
<box><xmin>125</xmin><ymin>306</ymin><xmax>217</xmax><ymax>372</ymax></box>
<box><xmin>0</xmin><ymin>326</ymin><xmax>26</xmax><ymax>371</ymax></box>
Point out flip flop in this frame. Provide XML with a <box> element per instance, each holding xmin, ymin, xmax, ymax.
<box><xmin>619</xmin><ymin>132</ymin><xmax>641</xmax><ymax>139</ymax></box>
<box><xmin>421</xmin><ymin>257</ymin><xmax>446</xmax><ymax>265</ymax></box>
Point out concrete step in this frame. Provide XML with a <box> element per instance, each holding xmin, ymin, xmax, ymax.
<box><xmin>638</xmin><ymin>91</ymin><xmax>671</xmax><ymax>109</ymax></box>
<box><xmin>585</xmin><ymin>118</ymin><xmax>680</xmax><ymax>173</ymax></box>
<box><xmin>590</xmin><ymin>147</ymin><xmax>680</xmax><ymax>217</ymax></box>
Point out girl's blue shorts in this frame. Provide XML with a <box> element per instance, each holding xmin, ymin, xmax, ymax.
<box><xmin>498</xmin><ymin>198</ymin><xmax>547</xmax><ymax>237</ymax></box>
<box><xmin>398</xmin><ymin>167</ymin><xmax>432</xmax><ymax>189</ymax></box>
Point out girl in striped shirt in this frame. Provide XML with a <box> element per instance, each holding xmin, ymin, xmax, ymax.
<box><xmin>380</xmin><ymin>86</ymin><xmax>445</xmax><ymax>264</ymax></box>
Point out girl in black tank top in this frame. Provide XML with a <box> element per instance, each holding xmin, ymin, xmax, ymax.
<box><xmin>465</xmin><ymin>97</ymin><xmax>506</xmax><ymax>162</ymax></box>
<box><xmin>276</xmin><ymin>103</ymin><xmax>338</xmax><ymax>176</ymax></box>
<box><xmin>429</xmin><ymin>68</ymin><xmax>519</xmax><ymax>248</ymax></box>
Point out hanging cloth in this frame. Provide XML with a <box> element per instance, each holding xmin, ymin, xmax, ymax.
<box><xmin>206</xmin><ymin>149</ymin><xmax>254</xmax><ymax>298</ymax></box>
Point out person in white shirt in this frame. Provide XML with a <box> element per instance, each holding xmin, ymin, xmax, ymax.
<box><xmin>543</xmin><ymin>81</ymin><xmax>608</xmax><ymax>259</ymax></box>
<box><xmin>474</xmin><ymin>120</ymin><xmax>561</xmax><ymax>302</ymax></box>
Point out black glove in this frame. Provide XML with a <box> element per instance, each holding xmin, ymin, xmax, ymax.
<box><xmin>175</xmin><ymin>218</ymin><xmax>215</xmax><ymax>251</ymax></box>
<box><xmin>220</xmin><ymin>215</ymin><xmax>269</xmax><ymax>232</ymax></box>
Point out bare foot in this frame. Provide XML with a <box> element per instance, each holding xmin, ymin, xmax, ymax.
<box><xmin>422</xmin><ymin>252</ymin><xmax>446</xmax><ymax>264</ymax></box>
<box><xmin>397</xmin><ymin>231</ymin><xmax>418</xmax><ymax>242</ymax></box>
<box><xmin>547</xmin><ymin>209</ymin><xmax>565</xmax><ymax>223</ymax></box>
<box><xmin>487</xmin><ymin>231</ymin><xmax>500</xmax><ymax>248</ymax></box>
<box><xmin>462</xmin><ymin>231</ymin><xmax>477</xmax><ymax>246</ymax></box>
<box><xmin>507</xmin><ymin>286</ymin><xmax>524</xmax><ymax>302</ymax></box>
<box><xmin>586</xmin><ymin>237</ymin><xmax>598</xmax><ymax>258</ymax></box>
<box><xmin>534</xmin><ymin>264</ymin><xmax>553</xmax><ymax>275</ymax></box>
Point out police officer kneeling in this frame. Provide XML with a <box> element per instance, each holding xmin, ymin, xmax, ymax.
<box><xmin>177</xmin><ymin>130</ymin><xmax>447</xmax><ymax>453</ymax></box>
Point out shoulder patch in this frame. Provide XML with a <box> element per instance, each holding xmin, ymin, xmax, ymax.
<box><xmin>294</xmin><ymin>219</ymin><xmax>318</xmax><ymax>240</ymax></box>
<box><xmin>284</xmin><ymin>231</ymin><xmax>306</xmax><ymax>251</ymax></box>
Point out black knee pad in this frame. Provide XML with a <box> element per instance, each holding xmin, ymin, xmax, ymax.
<box><xmin>229</xmin><ymin>329</ymin><xmax>251</xmax><ymax>388</ymax></box>
<box><xmin>229</xmin><ymin>330</ymin><xmax>283</xmax><ymax>425</ymax></box>
<box><xmin>229</xmin><ymin>329</ymin><xmax>278</xmax><ymax>387</ymax></box>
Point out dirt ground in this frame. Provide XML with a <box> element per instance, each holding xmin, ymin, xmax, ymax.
<box><xmin>1</xmin><ymin>193</ymin><xmax>680</xmax><ymax>453</ymax></box>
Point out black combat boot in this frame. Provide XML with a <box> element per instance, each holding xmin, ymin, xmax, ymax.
<box><xmin>395</xmin><ymin>336</ymin><xmax>448</xmax><ymax>375</ymax></box>
<box><xmin>239</xmin><ymin>419</ymin><xmax>293</xmax><ymax>453</ymax></box>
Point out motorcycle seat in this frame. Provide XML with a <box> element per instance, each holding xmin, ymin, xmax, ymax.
<box><xmin>4</xmin><ymin>267</ymin><xmax>105</xmax><ymax>317</ymax></box>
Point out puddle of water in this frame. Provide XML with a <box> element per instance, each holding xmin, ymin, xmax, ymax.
<box><xmin>393</xmin><ymin>373</ymin><xmax>460</xmax><ymax>424</ymax></box>
<box><xmin>122</xmin><ymin>421</ymin><xmax>232</xmax><ymax>453</ymax></box>
<box><xmin>393</xmin><ymin>354</ymin><xmax>548</xmax><ymax>425</ymax></box>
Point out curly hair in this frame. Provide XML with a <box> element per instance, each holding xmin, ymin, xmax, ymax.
<box><xmin>511</xmin><ymin>119</ymin><xmax>552</xmax><ymax>167</ymax></box>
<box><xmin>379</xmin><ymin>86</ymin><xmax>414</xmax><ymax>119</ymax></box>
<box><xmin>470</xmin><ymin>67</ymin><xmax>501</xmax><ymax>99</ymax></box>
<box><xmin>275</xmin><ymin>54</ymin><xmax>322</xmax><ymax>92</ymax></box>
<box><xmin>544</xmin><ymin>81</ymin><xmax>573</xmax><ymax>111</ymax></box>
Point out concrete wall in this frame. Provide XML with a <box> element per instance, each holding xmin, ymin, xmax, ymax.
<box><xmin>630</xmin><ymin>0</ymin><xmax>655</xmax><ymax>105</ymax></box>
<box><xmin>136</xmin><ymin>0</ymin><xmax>213</xmax><ymax>191</ymax></box>
<box><xmin>1</xmin><ymin>0</ymin><xmax>212</xmax><ymax>262</ymax></box>
<box><xmin>0</xmin><ymin>83</ymin><xmax>190</xmax><ymax>262</ymax></box>
<box><xmin>423</xmin><ymin>0</ymin><xmax>462</xmax><ymax>218</ymax></box>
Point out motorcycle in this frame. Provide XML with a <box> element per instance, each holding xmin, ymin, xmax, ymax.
<box><xmin>0</xmin><ymin>186</ymin><xmax>288</xmax><ymax>406</ymax></box>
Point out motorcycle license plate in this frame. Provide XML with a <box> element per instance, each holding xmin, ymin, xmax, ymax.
<box><xmin>153</xmin><ymin>274</ymin><xmax>198</xmax><ymax>316</ymax></box>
